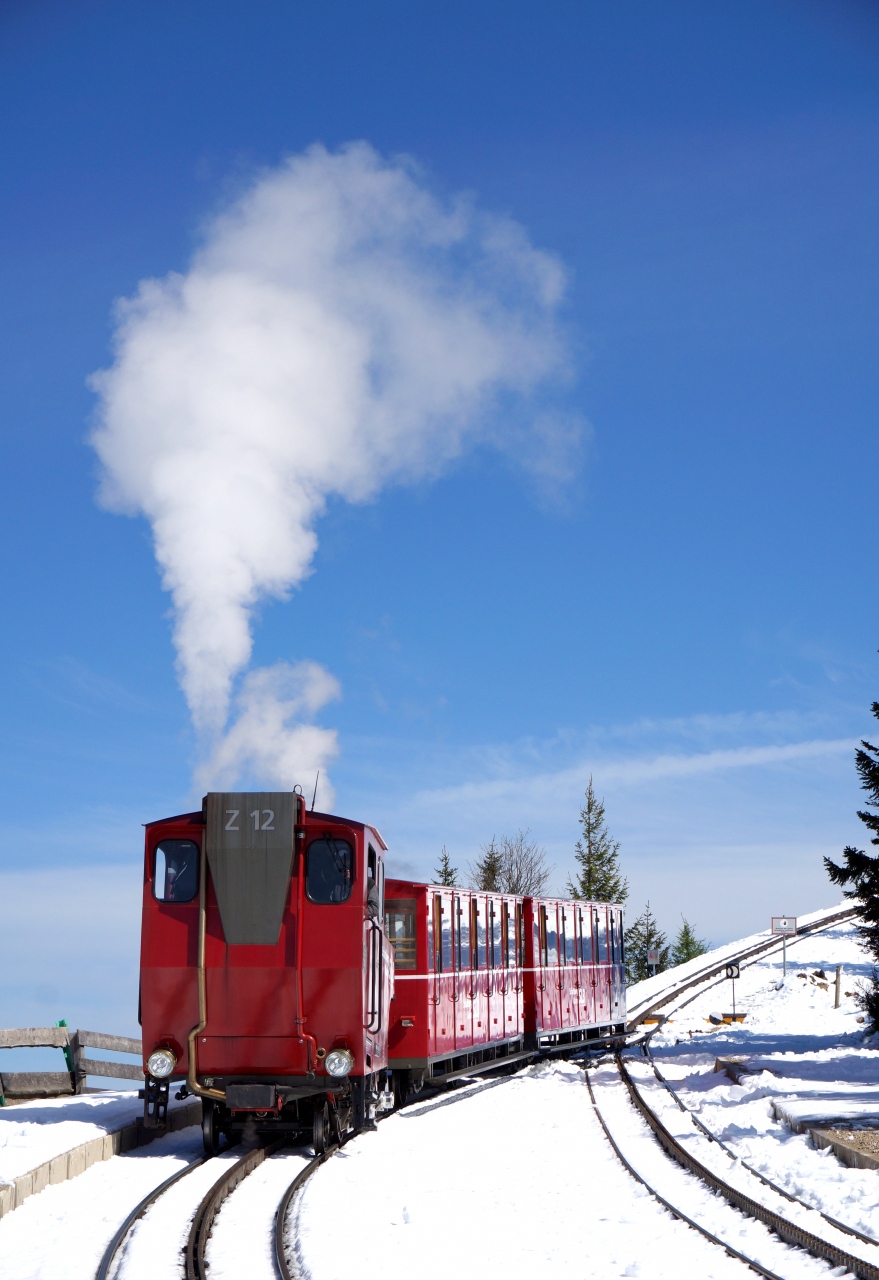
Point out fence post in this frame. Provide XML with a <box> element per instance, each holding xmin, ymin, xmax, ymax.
<box><xmin>68</xmin><ymin>1029</ymin><xmax>87</xmax><ymax>1095</ymax></box>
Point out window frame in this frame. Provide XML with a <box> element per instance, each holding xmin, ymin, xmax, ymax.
<box><xmin>384</xmin><ymin>897</ymin><xmax>417</xmax><ymax>970</ymax></box>
<box><xmin>304</xmin><ymin>835</ymin><xmax>356</xmax><ymax>905</ymax></box>
<box><xmin>152</xmin><ymin>838</ymin><xmax>200</xmax><ymax>904</ymax></box>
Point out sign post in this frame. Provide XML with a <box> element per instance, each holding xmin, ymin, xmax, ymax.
<box><xmin>647</xmin><ymin>948</ymin><xmax>660</xmax><ymax>978</ymax></box>
<box><xmin>771</xmin><ymin>916</ymin><xmax>797</xmax><ymax>980</ymax></box>
<box><xmin>725</xmin><ymin>962</ymin><xmax>740</xmax><ymax>1018</ymax></box>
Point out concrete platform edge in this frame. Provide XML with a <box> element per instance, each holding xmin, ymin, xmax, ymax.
<box><xmin>0</xmin><ymin>1098</ymin><xmax>201</xmax><ymax>1218</ymax></box>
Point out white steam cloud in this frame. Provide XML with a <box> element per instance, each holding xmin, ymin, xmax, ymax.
<box><xmin>90</xmin><ymin>142</ymin><xmax>576</xmax><ymax>796</ymax></box>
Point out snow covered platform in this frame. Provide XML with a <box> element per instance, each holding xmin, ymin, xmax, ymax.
<box><xmin>0</xmin><ymin>1091</ymin><xmax>199</xmax><ymax>1218</ymax></box>
<box><xmin>771</xmin><ymin>1094</ymin><xmax>879</xmax><ymax>1134</ymax></box>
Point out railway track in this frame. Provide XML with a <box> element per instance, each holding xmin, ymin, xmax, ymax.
<box><xmin>627</xmin><ymin>902</ymin><xmax>860</xmax><ymax>1029</ymax></box>
<box><xmin>96</xmin><ymin>905</ymin><xmax>860</xmax><ymax>1280</ymax></box>
<box><xmin>588</xmin><ymin>906</ymin><xmax>879</xmax><ymax>1280</ymax></box>
<box><xmin>96</xmin><ymin>1136</ymin><xmax>299</xmax><ymax>1280</ymax></box>
<box><xmin>95</xmin><ymin>1077</ymin><xmax>503</xmax><ymax>1280</ymax></box>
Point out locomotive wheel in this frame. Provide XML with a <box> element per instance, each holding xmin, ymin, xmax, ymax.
<box><xmin>202</xmin><ymin>1099</ymin><xmax>222</xmax><ymax>1156</ymax></box>
<box><xmin>312</xmin><ymin>1102</ymin><xmax>329</xmax><ymax>1155</ymax></box>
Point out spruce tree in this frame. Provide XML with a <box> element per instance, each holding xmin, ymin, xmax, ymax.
<box><xmin>671</xmin><ymin>917</ymin><xmax>709</xmax><ymax>966</ymax></box>
<box><xmin>624</xmin><ymin>902</ymin><xmax>669</xmax><ymax>983</ymax></box>
<box><xmin>825</xmin><ymin>696</ymin><xmax>879</xmax><ymax>1028</ymax></box>
<box><xmin>567</xmin><ymin>775</ymin><xmax>628</xmax><ymax>904</ymax></box>
<box><xmin>470</xmin><ymin>838</ymin><xmax>503</xmax><ymax>891</ymax></box>
<box><xmin>434</xmin><ymin>847</ymin><xmax>459</xmax><ymax>887</ymax></box>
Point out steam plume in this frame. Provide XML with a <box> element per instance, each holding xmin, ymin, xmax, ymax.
<box><xmin>90</xmin><ymin>143</ymin><xmax>575</xmax><ymax>794</ymax></box>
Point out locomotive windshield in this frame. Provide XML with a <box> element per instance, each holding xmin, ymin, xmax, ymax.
<box><xmin>306</xmin><ymin>837</ymin><xmax>354</xmax><ymax>903</ymax></box>
<box><xmin>153</xmin><ymin>839</ymin><xmax>199</xmax><ymax>903</ymax></box>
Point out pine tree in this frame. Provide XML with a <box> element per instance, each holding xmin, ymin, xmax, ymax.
<box><xmin>567</xmin><ymin>775</ymin><xmax>628</xmax><ymax>904</ymax></box>
<box><xmin>624</xmin><ymin>902</ymin><xmax>669</xmax><ymax>983</ymax></box>
<box><xmin>470</xmin><ymin>838</ymin><xmax>503</xmax><ymax>891</ymax></box>
<box><xmin>671</xmin><ymin>917</ymin><xmax>709</xmax><ymax>966</ymax></box>
<box><xmin>825</xmin><ymin>696</ymin><xmax>879</xmax><ymax>1028</ymax></box>
<box><xmin>434</xmin><ymin>847</ymin><xmax>459</xmax><ymax>887</ymax></box>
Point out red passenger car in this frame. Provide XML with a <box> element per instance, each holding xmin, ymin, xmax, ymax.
<box><xmin>384</xmin><ymin>881</ymin><xmax>528</xmax><ymax>1094</ymax></box>
<box><xmin>139</xmin><ymin>791</ymin><xmax>394</xmax><ymax>1152</ymax></box>
<box><xmin>384</xmin><ymin>880</ymin><xmax>625</xmax><ymax>1096</ymax></box>
<box><xmin>523</xmin><ymin>897</ymin><xmax>626</xmax><ymax>1047</ymax></box>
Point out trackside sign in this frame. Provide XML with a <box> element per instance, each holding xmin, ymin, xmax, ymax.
<box><xmin>771</xmin><ymin>916</ymin><xmax>797</xmax><ymax>935</ymax></box>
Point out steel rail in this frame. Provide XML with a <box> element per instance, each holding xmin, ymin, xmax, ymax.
<box><xmin>627</xmin><ymin>903</ymin><xmax>860</xmax><ymax>1029</ymax></box>
<box><xmin>615</xmin><ymin>1052</ymin><xmax>879</xmax><ymax>1280</ymax></box>
<box><xmin>584</xmin><ymin>1067</ymin><xmax>784</xmax><ymax>1279</ymax></box>
<box><xmin>95</xmin><ymin>1156</ymin><xmax>206</xmax><ymax>1280</ymax></box>
<box><xmin>645</xmin><ymin>1049</ymin><xmax>879</xmax><ymax>1249</ymax></box>
<box><xmin>184</xmin><ymin>1138</ymin><xmax>287</xmax><ymax>1280</ymax></box>
<box><xmin>274</xmin><ymin>1142</ymin><xmax>340</xmax><ymax>1280</ymax></box>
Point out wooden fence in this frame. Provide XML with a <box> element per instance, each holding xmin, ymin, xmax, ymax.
<box><xmin>0</xmin><ymin>1025</ymin><xmax>143</xmax><ymax>1102</ymax></box>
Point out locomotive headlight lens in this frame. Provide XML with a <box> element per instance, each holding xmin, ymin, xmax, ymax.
<box><xmin>324</xmin><ymin>1049</ymin><xmax>354</xmax><ymax>1078</ymax></box>
<box><xmin>147</xmin><ymin>1048</ymin><xmax>177</xmax><ymax>1078</ymax></box>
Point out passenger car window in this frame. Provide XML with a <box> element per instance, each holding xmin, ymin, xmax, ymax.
<box><xmin>475</xmin><ymin>901</ymin><xmax>487</xmax><ymax>969</ymax></box>
<box><xmin>385</xmin><ymin>899</ymin><xmax>416</xmax><ymax>969</ymax></box>
<box><xmin>153</xmin><ymin>839</ymin><xmax>199</xmax><ymax>903</ymax></box>
<box><xmin>440</xmin><ymin>899</ymin><xmax>453</xmax><ymax>972</ymax></box>
<box><xmin>564</xmin><ymin>909</ymin><xmax>576</xmax><ymax>964</ymax></box>
<box><xmin>579</xmin><ymin>909</ymin><xmax>592</xmax><ymax>963</ymax></box>
<box><xmin>456</xmin><ymin>897</ymin><xmax>470</xmax><ymax>971</ymax></box>
<box><xmin>490</xmin><ymin>901</ymin><xmax>502</xmax><ymax>968</ymax></box>
<box><xmin>306</xmin><ymin>837</ymin><xmax>354</xmax><ymax>903</ymax></box>
<box><xmin>594</xmin><ymin>908</ymin><xmax>608</xmax><ymax>962</ymax></box>
<box><xmin>545</xmin><ymin>907</ymin><xmax>559</xmax><ymax>966</ymax></box>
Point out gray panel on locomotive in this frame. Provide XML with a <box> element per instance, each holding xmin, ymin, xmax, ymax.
<box><xmin>205</xmin><ymin>791</ymin><xmax>296</xmax><ymax>945</ymax></box>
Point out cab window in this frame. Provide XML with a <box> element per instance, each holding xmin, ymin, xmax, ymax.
<box><xmin>306</xmin><ymin>837</ymin><xmax>354</xmax><ymax>903</ymax></box>
<box><xmin>385</xmin><ymin>899</ymin><xmax>416</xmax><ymax>969</ymax></box>
<box><xmin>153</xmin><ymin>840</ymin><xmax>199</xmax><ymax>903</ymax></box>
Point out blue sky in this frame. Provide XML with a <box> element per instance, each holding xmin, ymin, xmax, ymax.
<box><xmin>1</xmin><ymin>0</ymin><xmax>878</xmax><ymax>1036</ymax></box>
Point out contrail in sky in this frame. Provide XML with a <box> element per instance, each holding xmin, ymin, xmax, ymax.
<box><xmin>90</xmin><ymin>142</ymin><xmax>578</xmax><ymax>799</ymax></box>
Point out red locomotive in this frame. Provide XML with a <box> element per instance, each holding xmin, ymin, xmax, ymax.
<box><xmin>140</xmin><ymin>790</ymin><xmax>394</xmax><ymax>1153</ymax></box>
<box><xmin>139</xmin><ymin>792</ymin><xmax>625</xmax><ymax>1153</ymax></box>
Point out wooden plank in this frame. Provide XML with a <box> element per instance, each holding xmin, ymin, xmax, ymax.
<box><xmin>1</xmin><ymin>1072</ymin><xmax>74</xmax><ymax>1097</ymax></box>
<box><xmin>79</xmin><ymin>1058</ymin><xmax>144</xmax><ymax>1081</ymax></box>
<box><xmin>0</xmin><ymin>1027</ymin><xmax>69</xmax><ymax>1049</ymax></box>
<box><xmin>75</xmin><ymin>1030</ymin><xmax>141</xmax><ymax>1056</ymax></box>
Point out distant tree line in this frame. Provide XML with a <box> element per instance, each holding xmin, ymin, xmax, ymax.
<box><xmin>431</xmin><ymin>773</ymin><xmax>709</xmax><ymax>984</ymax></box>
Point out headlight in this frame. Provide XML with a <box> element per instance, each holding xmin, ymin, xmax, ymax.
<box><xmin>324</xmin><ymin>1048</ymin><xmax>354</xmax><ymax>1078</ymax></box>
<box><xmin>147</xmin><ymin>1048</ymin><xmax>177</xmax><ymax>1078</ymax></box>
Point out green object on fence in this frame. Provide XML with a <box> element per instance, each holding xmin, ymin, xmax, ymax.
<box><xmin>56</xmin><ymin>1020</ymin><xmax>75</xmax><ymax>1075</ymax></box>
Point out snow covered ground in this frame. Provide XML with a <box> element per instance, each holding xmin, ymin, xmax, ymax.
<box><xmin>293</xmin><ymin>1061</ymin><xmax>755</xmax><ymax>1279</ymax></box>
<box><xmin>0</xmin><ymin>905</ymin><xmax>874</xmax><ymax>1280</ymax></box>
<box><xmin>646</xmin><ymin>914</ymin><xmax>879</xmax><ymax>1244</ymax></box>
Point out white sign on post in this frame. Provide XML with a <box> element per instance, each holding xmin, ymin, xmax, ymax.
<box><xmin>771</xmin><ymin>916</ymin><xmax>797</xmax><ymax>979</ymax></box>
<box><xmin>646</xmin><ymin>949</ymin><xmax>660</xmax><ymax>964</ymax></box>
<box><xmin>771</xmin><ymin>917</ymin><xmax>797</xmax><ymax>935</ymax></box>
